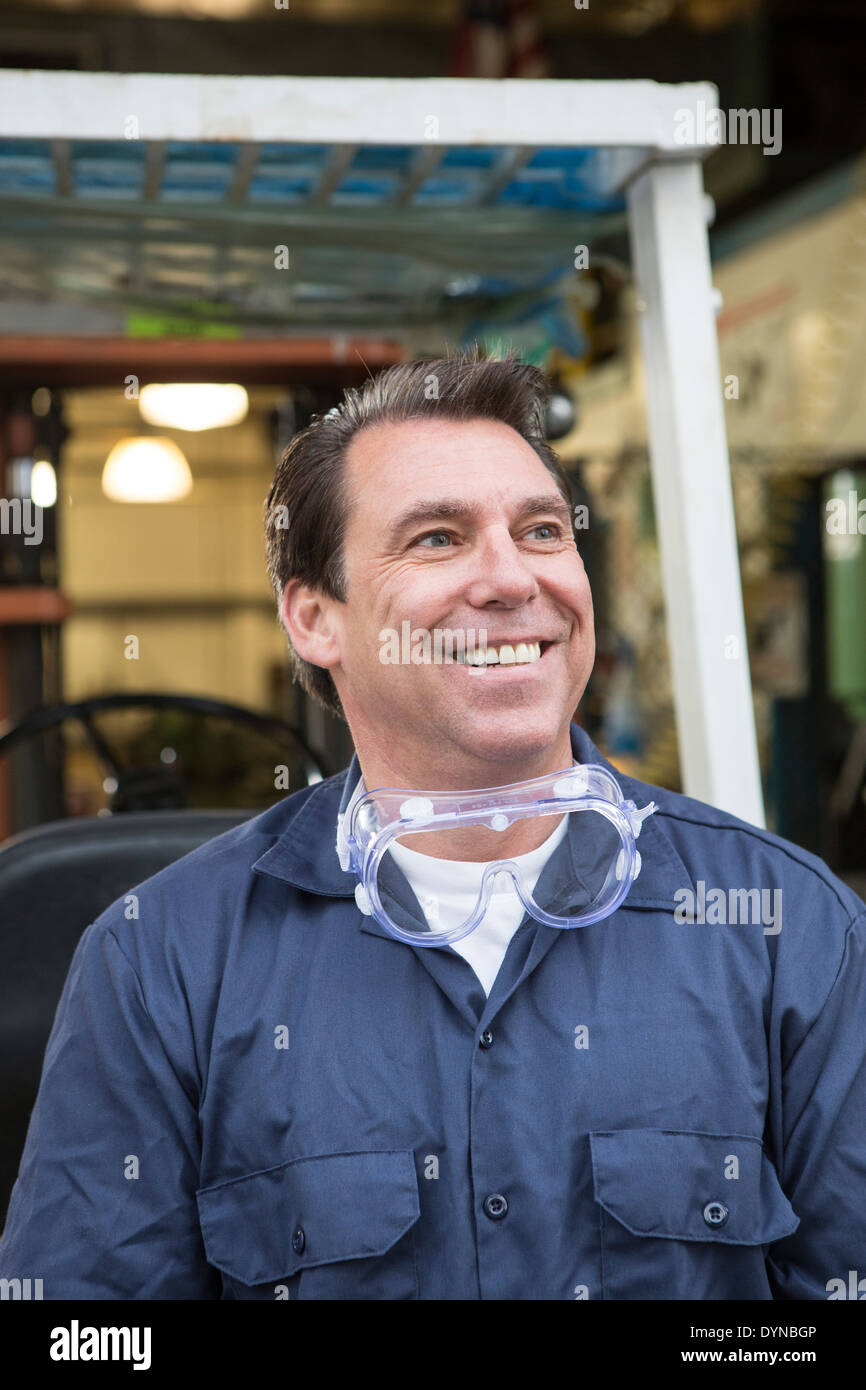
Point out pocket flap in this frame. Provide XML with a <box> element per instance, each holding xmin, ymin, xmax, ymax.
<box><xmin>196</xmin><ymin>1149</ymin><xmax>420</xmax><ymax>1286</ymax></box>
<box><xmin>590</xmin><ymin>1129</ymin><xmax>799</xmax><ymax>1246</ymax></box>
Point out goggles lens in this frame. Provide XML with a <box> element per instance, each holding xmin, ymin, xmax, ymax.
<box><xmin>343</xmin><ymin>763</ymin><xmax>656</xmax><ymax>948</ymax></box>
<box><xmin>368</xmin><ymin>805</ymin><xmax>630</xmax><ymax>946</ymax></box>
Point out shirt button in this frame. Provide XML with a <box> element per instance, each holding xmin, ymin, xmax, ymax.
<box><xmin>479</xmin><ymin>1029</ymin><xmax>494</xmax><ymax>1049</ymax></box>
<box><xmin>292</xmin><ymin>1226</ymin><xmax>306</xmax><ymax>1253</ymax></box>
<box><xmin>483</xmin><ymin>1193</ymin><xmax>508</xmax><ymax>1221</ymax></box>
<box><xmin>703</xmin><ymin>1201</ymin><xmax>729</xmax><ymax>1229</ymax></box>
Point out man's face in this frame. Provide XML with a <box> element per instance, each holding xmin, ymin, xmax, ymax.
<box><xmin>321</xmin><ymin>416</ymin><xmax>594</xmax><ymax>777</ymax></box>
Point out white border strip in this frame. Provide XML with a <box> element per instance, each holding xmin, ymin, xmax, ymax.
<box><xmin>0</xmin><ymin>71</ymin><xmax>719</xmax><ymax>153</ymax></box>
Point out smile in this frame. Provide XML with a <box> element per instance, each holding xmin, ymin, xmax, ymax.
<box><xmin>454</xmin><ymin>640</ymin><xmax>548</xmax><ymax>668</ymax></box>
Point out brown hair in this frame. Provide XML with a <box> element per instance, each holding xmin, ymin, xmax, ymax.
<box><xmin>264</xmin><ymin>346</ymin><xmax>573</xmax><ymax>719</ymax></box>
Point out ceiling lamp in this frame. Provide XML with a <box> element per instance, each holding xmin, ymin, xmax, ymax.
<box><xmin>31</xmin><ymin>458</ymin><xmax>57</xmax><ymax>507</ymax></box>
<box><xmin>138</xmin><ymin>383</ymin><xmax>249</xmax><ymax>432</ymax></box>
<box><xmin>102</xmin><ymin>437</ymin><xmax>193</xmax><ymax>503</ymax></box>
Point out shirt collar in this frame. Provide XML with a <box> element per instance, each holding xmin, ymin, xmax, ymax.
<box><xmin>251</xmin><ymin>721</ymin><xmax>691</xmax><ymax>910</ymax></box>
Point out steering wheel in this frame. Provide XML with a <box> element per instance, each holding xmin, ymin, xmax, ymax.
<box><xmin>0</xmin><ymin>692</ymin><xmax>332</xmax><ymax>813</ymax></box>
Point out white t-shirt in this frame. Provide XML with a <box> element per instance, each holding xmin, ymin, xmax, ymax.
<box><xmin>387</xmin><ymin>814</ymin><xmax>569</xmax><ymax>996</ymax></box>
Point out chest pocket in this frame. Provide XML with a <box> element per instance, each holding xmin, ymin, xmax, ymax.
<box><xmin>196</xmin><ymin>1149</ymin><xmax>421</xmax><ymax>1300</ymax></box>
<box><xmin>590</xmin><ymin>1129</ymin><xmax>799</xmax><ymax>1301</ymax></box>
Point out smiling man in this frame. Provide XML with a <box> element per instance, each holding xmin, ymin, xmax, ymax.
<box><xmin>1</xmin><ymin>350</ymin><xmax>865</xmax><ymax>1301</ymax></box>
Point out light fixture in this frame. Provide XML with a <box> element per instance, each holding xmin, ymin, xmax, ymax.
<box><xmin>31</xmin><ymin>458</ymin><xmax>57</xmax><ymax>507</ymax></box>
<box><xmin>138</xmin><ymin>383</ymin><xmax>248</xmax><ymax>432</ymax></box>
<box><xmin>543</xmin><ymin>380</ymin><xmax>578</xmax><ymax>441</ymax></box>
<box><xmin>102</xmin><ymin>437</ymin><xmax>193</xmax><ymax>503</ymax></box>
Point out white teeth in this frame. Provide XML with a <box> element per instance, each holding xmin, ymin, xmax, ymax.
<box><xmin>456</xmin><ymin>641</ymin><xmax>543</xmax><ymax>667</ymax></box>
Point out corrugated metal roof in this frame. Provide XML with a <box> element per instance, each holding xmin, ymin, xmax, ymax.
<box><xmin>0</xmin><ymin>137</ymin><xmax>626</xmax><ymax>340</ymax></box>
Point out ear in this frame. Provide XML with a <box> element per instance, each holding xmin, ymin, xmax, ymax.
<box><xmin>281</xmin><ymin>578</ymin><xmax>341</xmax><ymax>670</ymax></box>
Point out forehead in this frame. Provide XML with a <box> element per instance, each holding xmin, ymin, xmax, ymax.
<box><xmin>343</xmin><ymin>416</ymin><xmax>553</xmax><ymax>499</ymax></box>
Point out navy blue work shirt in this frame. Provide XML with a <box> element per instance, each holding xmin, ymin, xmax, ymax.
<box><xmin>1</xmin><ymin>722</ymin><xmax>865</xmax><ymax>1300</ymax></box>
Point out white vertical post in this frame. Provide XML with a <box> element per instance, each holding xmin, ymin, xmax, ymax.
<box><xmin>626</xmin><ymin>158</ymin><xmax>765</xmax><ymax>826</ymax></box>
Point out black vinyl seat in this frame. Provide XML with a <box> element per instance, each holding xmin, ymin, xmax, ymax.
<box><xmin>0</xmin><ymin>809</ymin><xmax>254</xmax><ymax>1226</ymax></box>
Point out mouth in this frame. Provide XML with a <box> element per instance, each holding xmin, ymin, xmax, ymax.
<box><xmin>452</xmin><ymin>640</ymin><xmax>553</xmax><ymax>670</ymax></box>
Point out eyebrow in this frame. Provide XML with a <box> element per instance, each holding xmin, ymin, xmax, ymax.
<box><xmin>384</xmin><ymin>493</ymin><xmax>573</xmax><ymax>547</ymax></box>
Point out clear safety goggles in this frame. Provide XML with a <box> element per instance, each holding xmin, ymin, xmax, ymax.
<box><xmin>336</xmin><ymin>763</ymin><xmax>656</xmax><ymax>947</ymax></box>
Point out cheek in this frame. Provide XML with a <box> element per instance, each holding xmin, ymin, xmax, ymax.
<box><xmin>376</xmin><ymin>567</ymin><xmax>461</xmax><ymax>625</ymax></box>
<box><xmin>580</xmin><ymin>576</ymin><xmax>594</xmax><ymax>619</ymax></box>
<box><xmin>555</xmin><ymin>565</ymin><xmax>592</xmax><ymax>621</ymax></box>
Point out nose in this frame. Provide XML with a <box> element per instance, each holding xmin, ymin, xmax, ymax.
<box><xmin>463</xmin><ymin>525</ymin><xmax>541</xmax><ymax>609</ymax></box>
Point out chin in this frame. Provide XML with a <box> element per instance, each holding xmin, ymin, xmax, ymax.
<box><xmin>453</xmin><ymin>708</ymin><xmax>568</xmax><ymax>766</ymax></box>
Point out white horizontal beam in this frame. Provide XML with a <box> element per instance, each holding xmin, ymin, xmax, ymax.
<box><xmin>0</xmin><ymin>71</ymin><xmax>720</xmax><ymax>154</ymax></box>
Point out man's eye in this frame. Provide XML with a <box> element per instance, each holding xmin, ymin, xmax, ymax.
<box><xmin>528</xmin><ymin>523</ymin><xmax>562</xmax><ymax>541</ymax></box>
<box><xmin>416</xmin><ymin>531</ymin><xmax>453</xmax><ymax>548</ymax></box>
